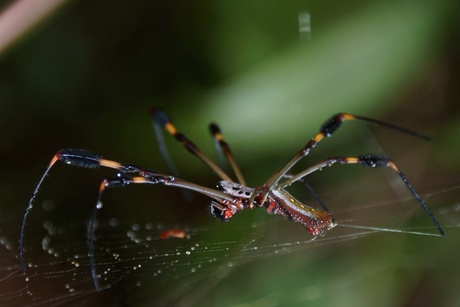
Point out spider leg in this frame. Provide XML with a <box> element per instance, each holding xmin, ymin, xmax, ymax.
<box><xmin>150</xmin><ymin>108</ymin><xmax>232</xmax><ymax>182</ymax></box>
<box><xmin>210</xmin><ymin>125</ymin><xmax>228</xmax><ymax>174</ymax></box>
<box><xmin>151</xmin><ymin>108</ymin><xmax>197</xmax><ymax>200</ymax></box>
<box><xmin>20</xmin><ymin>149</ymin><xmax>113</xmax><ymax>274</ymax></box>
<box><xmin>253</xmin><ymin>113</ymin><xmax>433</xmax><ymax>204</ymax></box>
<box><xmin>20</xmin><ymin>149</ymin><xmax>234</xmax><ymax>279</ymax></box>
<box><xmin>87</xmin><ymin>175</ymin><xmax>162</xmax><ymax>291</ymax></box>
<box><xmin>87</xmin><ymin>173</ymin><xmax>235</xmax><ymax>290</ymax></box>
<box><xmin>209</xmin><ymin>123</ymin><xmax>246</xmax><ymax>185</ymax></box>
<box><xmin>151</xmin><ymin>108</ymin><xmax>182</xmax><ymax>179</ymax></box>
<box><xmin>302</xmin><ymin>181</ymin><xmax>330</xmax><ymax>212</ymax></box>
<box><xmin>279</xmin><ymin>154</ymin><xmax>444</xmax><ymax>236</ymax></box>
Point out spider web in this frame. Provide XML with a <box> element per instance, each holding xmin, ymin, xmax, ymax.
<box><xmin>1</xmin><ymin>179</ymin><xmax>459</xmax><ymax>306</ymax></box>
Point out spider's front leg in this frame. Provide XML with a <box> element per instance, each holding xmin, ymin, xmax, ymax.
<box><xmin>20</xmin><ymin>149</ymin><xmax>140</xmax><ymax>276</ymax></box>
<box><xmin>88</xmin><ymin>173</ymin><xmax>240</xmax><ymax>290</ymax></box>
<box><xmin>88</xmin><ymin>173</ymin><xmax>168</xmax><ymax>290</ymax></box>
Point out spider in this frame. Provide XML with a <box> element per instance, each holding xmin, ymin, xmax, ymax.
<box><xmin>20</xmin><ymin>108</ymin><xmax>444</xmax><ymax>290</ymax></box>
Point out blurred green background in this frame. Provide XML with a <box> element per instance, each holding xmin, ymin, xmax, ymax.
<box><xmin>0</xmin><ymin>0</ymin><xmax>459</xmax><ymax>306</ymax></box>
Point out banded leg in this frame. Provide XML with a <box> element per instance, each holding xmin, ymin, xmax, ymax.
<box><xmin>209</xmin><ymin>123</ymin><xmax>246</xmax><ymax>185</ymax></box>
<box><xmin>279</xmin><ymin>154</ymin><xmax>444</xmax><ymax>236</ymax></box>
<box><xmin>254</xmin><ymin>113</ymin><xmax>433</xmax><ymax>204</ymax></box>
<box><xmin>150</xmin><ymin>108</ymin><xmax>232</xmax><ymax>182</ymax></box>
<box><xmin>19</xmin><ymin>149</ymin><xmax>138</xmax><ymax>274</ymax></box>
<box><xmin>20</xmin><ymin>149</ymin><xmax>235</xmax><ymax>278</ymax></box>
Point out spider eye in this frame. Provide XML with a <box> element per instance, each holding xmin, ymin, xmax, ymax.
<box><xmin>215</xmin><ymin>182</ymin><xmax>224</xmax><ymax>191</ymax></box>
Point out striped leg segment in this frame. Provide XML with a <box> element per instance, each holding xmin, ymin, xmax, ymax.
<box><xmin>150</xmin><ymin>108</ymin><xmax>232</xmax><ymax>181</ymax></box>
<box><xmin>209</xmin><ymin>123</ymin><xmax>246</xmax><ymax>185</ymax></box>
<box><xmin>255</xmin><ymin>113</ymin><xmax>433</xmax><ymax>204</ymax></box>
<box><xmin>280</xmin><ymin>154</ymin><xmax>444</xmax><ymax>236</ymax></box>
<box><xmin>20</xmin><ymin>149</ymin><xmax>235</xmax><ymax>282</ymax></box>
<box><xmin>19</xmin><ymin>149</ymin><xmax>126</xmax><ymax>274</ymax></box>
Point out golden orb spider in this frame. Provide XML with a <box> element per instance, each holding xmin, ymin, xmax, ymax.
<box><xmin>20</xmin><ymin>108</ymin><xmax>444</xmax><ymax>290</ymax></box>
